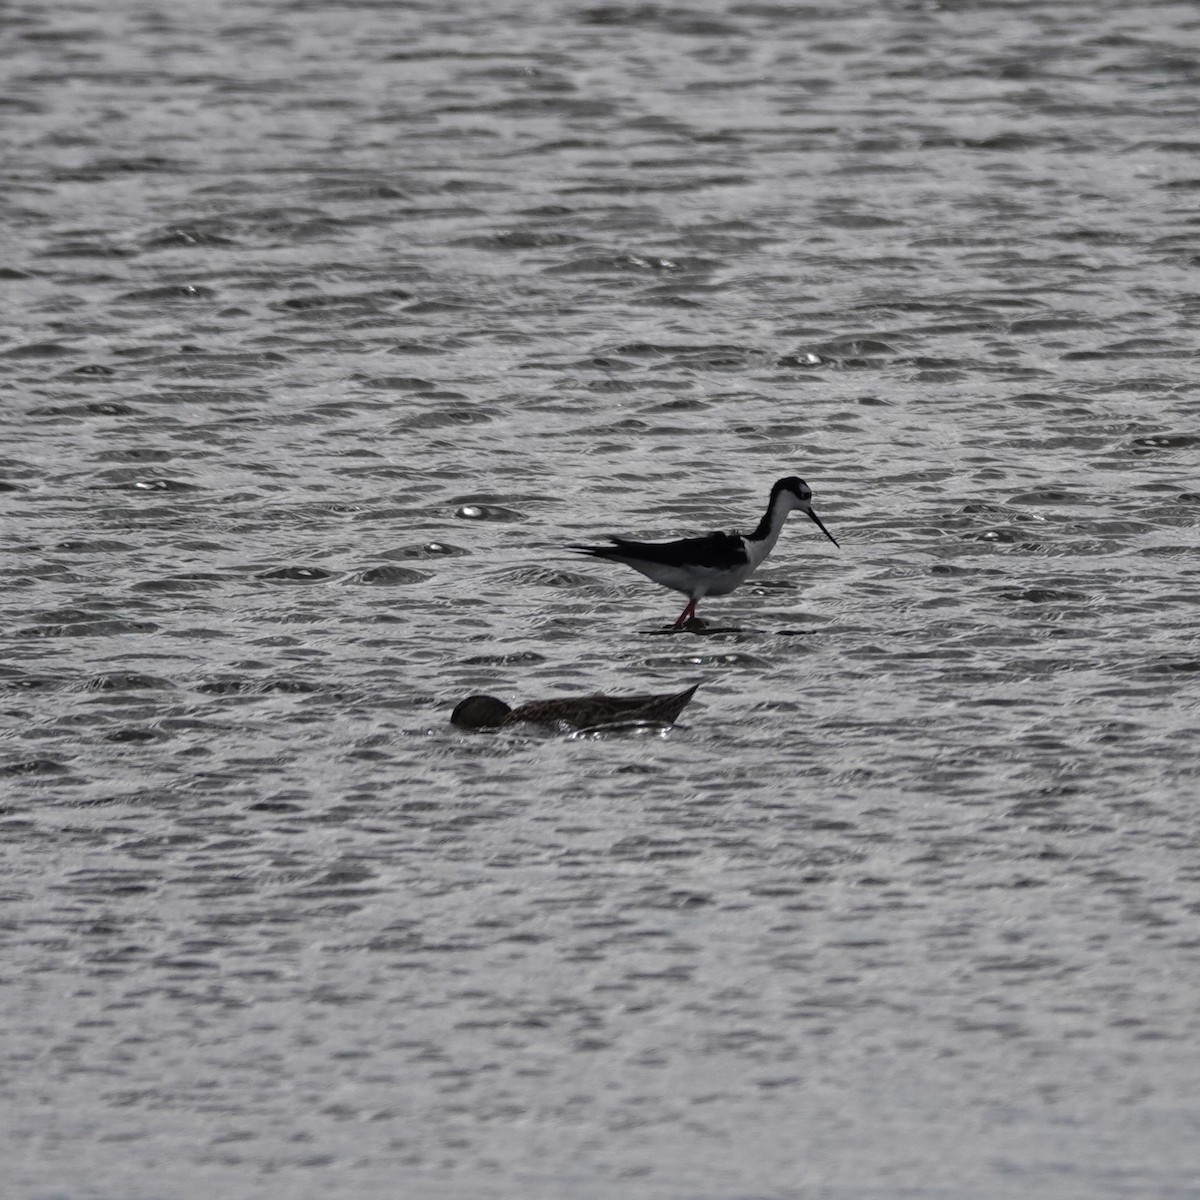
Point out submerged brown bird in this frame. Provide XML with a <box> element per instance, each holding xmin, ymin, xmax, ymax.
<box><xmin>451</xmin><ymin>682</ymin><xmax>700</xmax><ymax>731</ymax></box>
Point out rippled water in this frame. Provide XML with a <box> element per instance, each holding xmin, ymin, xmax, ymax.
<box><xmin>4</xmin><ymin>2</ymin><xmax>1200</xmax><ymax>1197</ymax></box>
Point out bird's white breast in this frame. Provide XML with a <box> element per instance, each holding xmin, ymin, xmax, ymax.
<box><xmin>622</xmin><ymin>543</ymin><xmax>756</xmax><ymax>598</ymax></box>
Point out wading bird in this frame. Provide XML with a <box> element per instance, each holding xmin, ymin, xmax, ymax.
<box><xmin>570</xmin><ymin>476</ymin><xmax>839</xmax><ymax>628</ymax></box>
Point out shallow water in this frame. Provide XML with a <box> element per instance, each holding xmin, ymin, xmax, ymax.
<box><xmin>3</xmin><ymin>1</ymin><xmax>1200</xmax><ymax>1197</ymax></box>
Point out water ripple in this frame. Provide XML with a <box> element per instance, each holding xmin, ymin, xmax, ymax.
<box><xmin>3</xmin><ymin>2</ymin><xmax>1200</xmax><ymax>1198</ymax></box>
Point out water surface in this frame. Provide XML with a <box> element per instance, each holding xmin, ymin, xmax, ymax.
<box><xmin>3</xmin><ymin>2</ymin><xmax>1200</xmax><ymax>1197</ymax></box>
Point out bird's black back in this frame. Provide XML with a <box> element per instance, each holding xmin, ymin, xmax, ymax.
<box><xmin>571</xmin><ymin>531</ymin><xmax>748</xmax><ymax>570</ymax></box>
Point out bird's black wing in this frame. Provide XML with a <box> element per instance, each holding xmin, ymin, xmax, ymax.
<box><xmin>570</xmin><ymin>531</ymin><xmax>747</xmax><ymax>570</ymax></box>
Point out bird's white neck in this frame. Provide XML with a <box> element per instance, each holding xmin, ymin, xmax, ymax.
<box><xmin>745</xmin><ymin>489</ymin><xmax>804</xmax><ymax>568</ymax></box>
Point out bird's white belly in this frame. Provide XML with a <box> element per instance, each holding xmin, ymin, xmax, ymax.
<box><xmin>703</xmin><ymin>563</ymin><xmax>757</xmax><ymax>596</ymax></box>
<box><xmin>628</xmin><ymin>560</ymin><xmax>755</xmax><ymax>598</ymax></box>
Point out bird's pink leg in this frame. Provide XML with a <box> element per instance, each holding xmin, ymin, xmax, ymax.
<box><xmin>673</xmin><ymin>599</ymin><xmax>697</xmax><ymax>629</ymax></box>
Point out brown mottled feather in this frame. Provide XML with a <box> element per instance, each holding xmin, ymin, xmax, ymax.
<box><xmin>452</xmin><ymin>683</ymin><xmax>700</xmax><ymax>730</ymax></box>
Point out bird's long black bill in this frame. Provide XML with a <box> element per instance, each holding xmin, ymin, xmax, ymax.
<box><xmin>806</xmin><ymin>507</ymin><xmax>839</xmax><ymax>548</ymax></box>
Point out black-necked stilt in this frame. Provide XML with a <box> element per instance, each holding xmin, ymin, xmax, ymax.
<box><xmin>451</xmin><ymin>682</ymin><xmax>700</xmax><ymax>730</ymax></box>
<box><xmin>570</xmin><ymin>476</ymin><xmax>838</xmax><ymax>628</ymax></box>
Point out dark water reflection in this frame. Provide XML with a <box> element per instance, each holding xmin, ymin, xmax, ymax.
<box><xmin>3</xmin><ymin>1</ymin><xmax>1200</xmax><ymax>1197</ymax></box>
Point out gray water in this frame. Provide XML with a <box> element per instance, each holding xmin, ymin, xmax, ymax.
<box><xmin>3</xmin><ymin>1</ymin><xmax>1200</xmax><ymax>1197</ymax></box>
